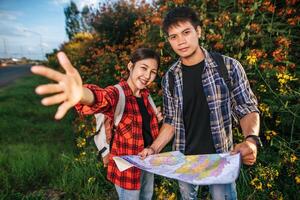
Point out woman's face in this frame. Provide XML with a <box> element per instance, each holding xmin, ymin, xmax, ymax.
<box><xmin>127</xmin><ymin>58</ymin><xmax>158</xmax><ymax>92</ymax></box>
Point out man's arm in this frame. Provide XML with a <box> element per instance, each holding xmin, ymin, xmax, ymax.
<box><xmin>231</xmin><ymin>112</ymin><xmax>260</xmax><ymax>165</ymax></box>
<box><xmin>151</xmin><ymin>123</ymin><xmax>175</xmax><ymax>153</ymax></box>
<box><xmin>240</xmin><ymin>112</ymin><xmax>260</xmax><ymax>137</ymax></box>
<box><xmin>139</xmin><ymin>123</ymin><xmax>174</xmax><ymax>158</ymax></box>
<box><xmin>227</xmin><ymin>57</ymin><xmax>261</xmax><ymax>165</ymax></box>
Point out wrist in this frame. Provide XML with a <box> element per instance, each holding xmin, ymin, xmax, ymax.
<box><xmin>147</xmin><ymin>146</ymin><xmax>157</xmax><ymax>154</ymax></box>
<box><xmin>80</xmin><ymin>87</ymin><xmax>94</xmax><ymax>105</ymax></box>
<box><xmin>245</xmin><ymin>135</ymin><xmax>263</xmax><ymax>149</ymax></box>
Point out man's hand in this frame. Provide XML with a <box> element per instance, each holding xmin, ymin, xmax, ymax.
<box><xmin>31</xmin><ymin>52</ymin><xmax>83</xmax><ymax>120</ymax></box>
<box><xmin>231</xmin><ymin>140</ymin><xmax>258</xmax><ymax>165</ymax></box>
<box><xmin>138</xmin><ymin>147</ymin><xmax>156</xmax><ymax>160</ymax></box>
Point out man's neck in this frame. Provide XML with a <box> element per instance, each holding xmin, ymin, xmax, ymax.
<box><xmin>181</xmin><ymin>46</ymin><xmax>204</xmax><ymax>66</ymax></box>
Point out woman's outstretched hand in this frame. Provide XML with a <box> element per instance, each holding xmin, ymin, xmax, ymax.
<box><xmin>31</xmin><ymin>52</ymin><xmax>83</xmax><ymax>120</ymax></box>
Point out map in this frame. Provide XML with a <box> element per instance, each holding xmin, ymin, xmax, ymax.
<box><xmin>113</xmin><ymin>151</ymin><xmax>241</xmax><ymax>185</ymax></box>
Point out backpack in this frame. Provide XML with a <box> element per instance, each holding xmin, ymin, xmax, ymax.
<box><xmin>168</xmin><ymin>52</ymin><xmax>232</xmax><ymax>96</ymax></box>
<box><xmin>93</xmin><ymin>84</ymin><xmax>158</xmax><ymax>158</ymax></box>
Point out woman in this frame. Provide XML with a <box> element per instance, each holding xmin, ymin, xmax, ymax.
<box><xmin>31</xmin><ymin>48</ymin><xmax>162</xmax><ymax>200</ymax></box>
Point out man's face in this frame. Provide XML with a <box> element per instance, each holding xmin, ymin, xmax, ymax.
<box><xmin>166</xmin><ymin>21</ymin><xmax>200</xmax><ymax>59</ymax></box>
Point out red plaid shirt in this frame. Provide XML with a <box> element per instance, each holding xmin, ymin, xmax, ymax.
<box><xmin>75</xmin><ymin>80</ymin><xmax>159</xmax><ymax>190</ymax></box>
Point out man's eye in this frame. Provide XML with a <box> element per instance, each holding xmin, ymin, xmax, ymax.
<box><xmin>168</xmin><ymin>35</ymin><xmax>176</xmax><ymax>40</ymax></box>
<box><xmin>183</xmin><ymin>30</ymin><xmax>190</xmax><ymax>35</ymax></box>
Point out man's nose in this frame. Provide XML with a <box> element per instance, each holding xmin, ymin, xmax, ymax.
<box><xmin>177</xmin><ymin>34</ymin><xmax>186</xmax><ymax>44</ymax></box>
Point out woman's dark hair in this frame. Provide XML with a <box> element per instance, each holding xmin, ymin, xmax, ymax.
<box><xmin>162</xmin><ymin>6</ymin><xmax>201</xmax><ymax>34</ymax></box>
<box><xmin>130</xmin><ymin>48</ymin><xmax>160</xmax><ymax>69</ymax></box>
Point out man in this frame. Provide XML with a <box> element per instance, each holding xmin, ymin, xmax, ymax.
<box><xmin>140</xmin><ymin>6</ymin><xmax>261</xmax><ymax>200</ymax></box>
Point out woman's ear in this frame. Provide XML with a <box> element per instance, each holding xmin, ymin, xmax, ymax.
<box><xmin>196</xmin><ymin>26</ymin><xmax>201</xmax><ymax>38</ymax></box>
<box><xmin>127</xmin><ymin>61</ymin><xmax>133</xmax><ymax>71</ymax></box>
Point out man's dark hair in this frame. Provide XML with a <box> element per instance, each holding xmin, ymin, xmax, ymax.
<box><xmin>162</xmin><ymin>6</ymin><xmax>201</xmax><ymax>34</ymax></box>
<box><xmin>130</xmin><ymin>48</ymin><xmax>160</xmax><ymax>69</ymax></box>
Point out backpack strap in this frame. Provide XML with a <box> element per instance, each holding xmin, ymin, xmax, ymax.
<box><xmin>168</xmin><ymin>72</ymin><xmax>175</xmax><ymax>98</ymax></box>
<box><xmin>94</xmin><ymin>113</ymin><xmax>109</xmax><ymax>157</ymax></box>
<box><xmin>148</xmin><ymin>94</ymin><xmax>158</xmax><ymax>115</ymax></box>
<box><xmin>93</xmin><ymin>84</ymin><xmax>126</xmax><ymax>158</ymax></box>
<box><xmin>210</xmin><ymin>52</ymin><xmax>232</xmax><ymax>93</ymax></box>
<box><xmin>114</xmin><ymin>84</ymin><xmax>126</xmax><ymax>126</ymax></box>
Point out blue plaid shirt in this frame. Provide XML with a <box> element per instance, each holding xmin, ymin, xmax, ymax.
<box><xmin>162</xmin><ymin>48</ymin><xmax>259</xmax><ymax>153</ymax></box>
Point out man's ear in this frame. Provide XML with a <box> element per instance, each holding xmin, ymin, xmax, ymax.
<box><xmin>196</xmin><ymin>26</ymin><xmax>201</xmax><ymax>38</ymax></box>
<box><xmin>127</xmin><ymin>62</ymin><xmax>133</xmax><ymax>71</ymax></box>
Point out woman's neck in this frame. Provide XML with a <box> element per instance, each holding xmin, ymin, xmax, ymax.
<box><xmin>126</xmin><ymin>79</ymin><xmax>141</xmax><ymax>97</ymax></box>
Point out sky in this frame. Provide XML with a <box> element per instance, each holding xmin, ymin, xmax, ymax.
<box><xmin>0</xmin><ymin>0</ymin><xmax>102</xmax><ymax>60</ymax></box>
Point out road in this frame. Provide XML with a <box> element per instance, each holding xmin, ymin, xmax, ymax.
<box><xmin>0</xmin><ymin>64</ymin><xmax>33</xmax><ymax>87</ymax></box>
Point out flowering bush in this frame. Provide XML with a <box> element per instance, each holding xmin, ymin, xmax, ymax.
<box><xmin>46</xmin><ymin>0</ymin><xmax>299</xmax><ymax>199</ymax></box>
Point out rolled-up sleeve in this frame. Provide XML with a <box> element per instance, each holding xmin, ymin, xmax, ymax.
<box><xmin>162</xmin><ymin>73</ymin><xmax>176</xmax><ymax>126</ymax></box>
<box><xmin>230</xmin><ymin>60</ymin><xmax>259</xmax><ymax>119</ymax></box>
<box><xmin>75</xmin><ymin>84</ymin><xmax>119</xmax><ymax>119</ymax></box>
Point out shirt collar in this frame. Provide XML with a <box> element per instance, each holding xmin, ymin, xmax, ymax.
<box><xmin>119</xmin><ymin>80</ymin><xmax>149</xmax><ymax>98</ymax></box>
<box><xmin>171</xmin><ymin>47</ymin><xmax>218</xmax><ymax>74</ymax></box>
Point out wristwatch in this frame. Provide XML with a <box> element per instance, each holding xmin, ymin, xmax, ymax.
<box><xmin>245</xmin><ymin>135</ymin><xmax>263</xmax><ymax>149</ymax></box>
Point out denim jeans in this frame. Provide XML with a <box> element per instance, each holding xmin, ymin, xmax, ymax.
<box><xmin>114</xmin><ymin>170</ymin><xmax>154</xmax><ymax>200</ymax></box>
<box><xmin>178</xmin><ymin>181</ymin><xmax>237</xmax><ymax>200</ymax></box>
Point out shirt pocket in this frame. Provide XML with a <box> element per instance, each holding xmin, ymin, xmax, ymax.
<box><xmin>215</xmin><ymin>79</ymin><xmax>230</xmax><ymax>102</ymax></box>
<box><xmin>117</xmin><ymin>114</ymin><xmax>133</xmax><ymax>140</ymax></box>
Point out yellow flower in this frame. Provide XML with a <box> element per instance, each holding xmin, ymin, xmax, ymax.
<box><xmin>259</xmin><ymin>103</ymin><xmax>271</xmax><ymax>117</ymax></box>
<box><xmin>168</xmin><ymin>193</ymin><xmax>176</xmax><ymax>200</ymax></box>
<box><xmin>265</xmin><ymin>130</ymin><xmax>277</xmax><ymax>141</ymax></box>
<box><xmin>80</xmin><ymin>151</ymin><xmax>86</xmax><ymax>157</ymax></box>
<box><xmin>74</xmin><ymin>32</ymin><xmax>94</xmax><ymax>40</ymax></box>
<box><xmin>250</xmin><ymin>177</ymin><xmax>263</xmax><ymax>191</ymax></box>
<box><xmin>258</xmin><ymin>84</ymin><xmax>267</xmax><ymax>93</ymax></box>
<box><xmin>246</xmin><ymin>55</ymin><xmax>257</xmax><ymax>65</ymax></box>
<box><xmin>88</xmin><ymin>177</ymin><xmax>96</xmax><ymax>184</ymax></box>
<box><xmin>275</xmin><ymin>117</ymin><xmax>281</xmax><ymax>126</ymax></box>
<box><xmin>290</xmin><ymin>154</ymin><xmax>297</xmax><ymax>163</ymax></box>
<box><xmin>276</xmin><ymin>72</ymin><xmax>298</xmax><ymax>94</ymax></box>
<box><xmin>76</xmin><ymin>138</ymin><xmax>86</xmax><ymax>148</ymax></box>
<box><xmin>267</xmin><ymin>183</ymin><xmax>272</xmax><ymax>188</ymax></box>
<box><xmin>295</xmin><ymin>175</ymin><xmax>300</xmax><ymax>184</ymax></box>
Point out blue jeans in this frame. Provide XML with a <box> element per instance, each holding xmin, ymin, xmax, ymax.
<box><xmin>115</xmin><ymin>170</ymin><xmax>154</xmax><ymax>200</ymax></box>
<box><xmin>178</xmin><ymin>181</ymin><xmax>237</xmax><ymax>200</ymax></box>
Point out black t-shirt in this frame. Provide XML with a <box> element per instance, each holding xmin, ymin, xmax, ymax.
<box><xmin>182</xmin><ymin>61</ymin><xmax>216</xmax><ymax>155</ymax></box>
<box><xmin>136</xmin><ymin>97</ymin><xmax>153</xmax><ymax>147</ymax></box>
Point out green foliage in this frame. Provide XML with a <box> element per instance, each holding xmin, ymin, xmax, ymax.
<box><xmin>43</xmin><ymin>0</ymin><xmax>300</xmax><ymax>199</ymax></box>
<box><xmin>92</xmin><ymin>0</ymin><xmax>140</xmax><ymax>45</ymax></box>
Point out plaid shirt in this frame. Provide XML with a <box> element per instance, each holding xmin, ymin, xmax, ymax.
<box><xmin>162</xmin><ymin>47</ymin><xmax>259</xmax><ymax>153</ymax></box>
<box><xmin>75</xmin><ymin>80</ymin><xmax>159</xmax><ymax>190</ymax></box>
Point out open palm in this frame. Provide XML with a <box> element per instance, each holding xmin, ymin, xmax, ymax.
<box><xmin>31</xmin><ymin>52</ymin><xmax>83</xmax><ymax>120</ymax></box>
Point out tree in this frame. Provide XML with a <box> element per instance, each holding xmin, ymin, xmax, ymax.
<box><xmin>64</xmin><ymin>1</ymin><xmax>81</xmax><ymax>40</ymax></box>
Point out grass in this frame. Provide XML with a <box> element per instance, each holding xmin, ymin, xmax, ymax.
<box><xmin>0</xmin><ymin>75</ymin><xmax>116</xmax><ymax>199</ymax></box>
